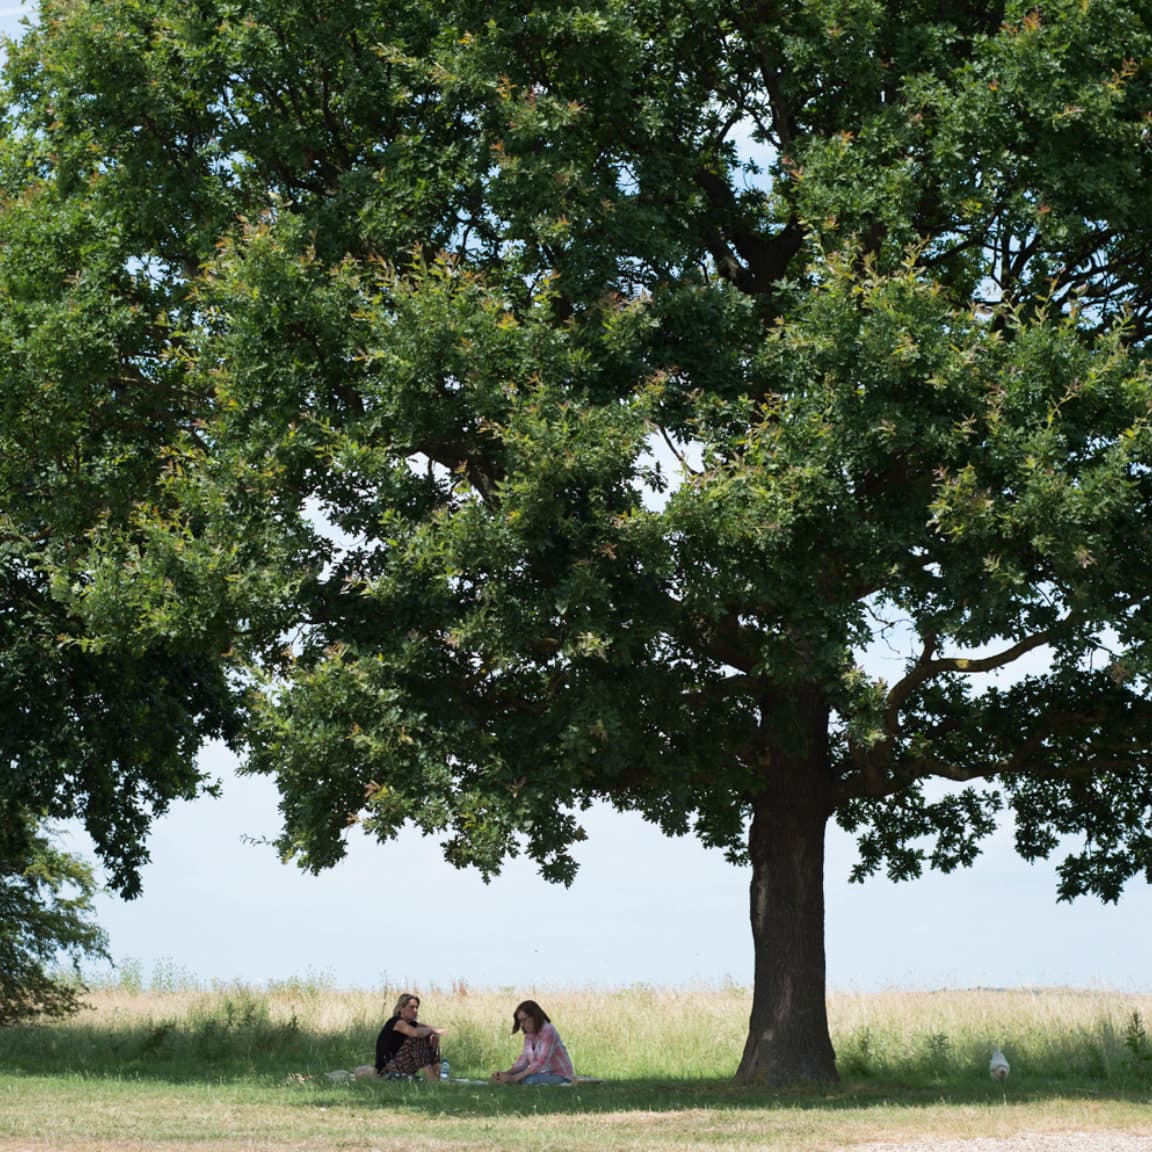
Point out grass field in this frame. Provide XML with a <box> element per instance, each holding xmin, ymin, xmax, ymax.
<box><xmin>1</xmin><ymin>976</ymin><xmax>1150</xmax><ymax>1150</ymax></box>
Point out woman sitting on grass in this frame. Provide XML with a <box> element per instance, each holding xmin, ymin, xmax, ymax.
<box><xmin>490</xmin><ymin>999</ymin><xmax>574</xmax><ymax>1086</ymax></box>
<box><xmin>373</xmin><ymin>992</ymin><xmax>447</xmax><ymax>1080</ymax></box>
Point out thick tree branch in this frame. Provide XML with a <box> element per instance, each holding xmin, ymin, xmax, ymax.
<box><xmin>693</xmin><ymin>165</ymin><xmax>803</xmax><ymax>296</ymax></box>
<box><xmin>841</xmin><ymin>620</ymin><xmax>1075</xmax><ymax>802</ymax></box>
<box><xmin>413</xmin><ymin>436</ymin><xmax>503</xmax><ymax>507</ymax></box>
<box><xmin>919</xmin><ymin>630</ymin><xmax>1057</xmax><ymax>678</ymax></box>
<box><xmin>735</xmin><ymin>0</ymin><xmax>798</xmax><ymax>151</ymax></box>
<box><xmin>883</xmin><ymin>624</ymin><xmax>1066</xmax><ymax>732</ymax></box>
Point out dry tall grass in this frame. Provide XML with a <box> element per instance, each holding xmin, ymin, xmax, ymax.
<box><xmin>63</xmin><ymin>978</ymin><xmax>1152</xmax><ymax>1082</ymax></box>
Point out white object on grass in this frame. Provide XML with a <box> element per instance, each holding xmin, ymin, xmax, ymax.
<box><xmin>989</xmin><ymin>1047</ymin><xmax>1010</xmax><ymax>1081</ymax></box>
<box><xmin>326</xmin><ymin>1069</ymin><xmax>354</xmax><ymax>1083</ymax></box>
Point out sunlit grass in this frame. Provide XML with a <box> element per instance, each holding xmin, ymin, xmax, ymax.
<box><xmin>832</xmin><ymin>986</ymin><xmax>1152</xmax><ymax>1085</ymax></box>
<box><xmin>1</xmin><ymin>977</ymin><xmax>1150</xmax><ymax>1150</ymax></box>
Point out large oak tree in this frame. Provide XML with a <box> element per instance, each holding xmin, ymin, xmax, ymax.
<box><xmin>4</xmin><ymin>0</ymin><xmax>1152</xmax><ymax>1083</ymax></box>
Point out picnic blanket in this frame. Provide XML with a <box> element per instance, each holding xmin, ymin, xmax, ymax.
<box><xmin>323</xmin><ymin>1069</ymin><xmax>601</xmax><ymax>1086</ymax></box>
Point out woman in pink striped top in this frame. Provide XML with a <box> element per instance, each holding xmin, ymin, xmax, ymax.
<box><xmin>490</xmin><ymin>999</ymin><xmax>575</xmax><ymax>1085</ymax></box>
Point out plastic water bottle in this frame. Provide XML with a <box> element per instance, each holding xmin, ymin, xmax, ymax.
<box><xmin>440</xmin><ymin>1060</ymin><xmax>450</xmax><ymax>1081</ymax></box>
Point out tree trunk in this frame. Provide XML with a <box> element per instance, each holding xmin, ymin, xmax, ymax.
<box><xmin>736</xmin><ymin>708</ymin><xmax>838</xmax><ymax>1086</ymax></box>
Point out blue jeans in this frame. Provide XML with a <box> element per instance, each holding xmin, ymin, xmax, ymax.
<box><xmin>520</xmin><ymin>1073</ymin><xmax>571</xmax><ymax>1086</ymax></box>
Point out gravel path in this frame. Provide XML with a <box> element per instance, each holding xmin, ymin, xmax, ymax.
<box><xmin>847</xmin><ymin>1134</ymin><xmax>1152</xmax><ymax>1152</ymax></box>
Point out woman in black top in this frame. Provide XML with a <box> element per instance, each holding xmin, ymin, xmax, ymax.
<box><xmin>374</xmin><ymin>992</ymin><xmax>447</xmax><ymax>1080</ymax></box>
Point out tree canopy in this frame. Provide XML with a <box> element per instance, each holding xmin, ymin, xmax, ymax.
<box><xmin>0</xmin><ymin>9</ymin><xmax>241</xmax><ymax>896</ymax></box>
<box><xmin>3</xmin><ymin>0</ymin><xmax>1151</xmax><ymax>1083</ymax></box>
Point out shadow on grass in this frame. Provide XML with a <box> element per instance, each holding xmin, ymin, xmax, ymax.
<box><xmin>279</xmin><ymin>1075</ymin><xmax>1152</xmax><ymax>1119</ymax></box>
<box><xmin>3</xmin><ymin>1019</ymin><xmax>1150</xmax><ymax>1116</ymax></box>
<box><xmin>0</xmin><ymin>1019</ymin><xmax>366</xmax><ymax>1085</ymax></box>
<box><xmin>3</xmin><ymin>1061</ymin><xmax>1149</xmax><ymax>1116</ymax></box>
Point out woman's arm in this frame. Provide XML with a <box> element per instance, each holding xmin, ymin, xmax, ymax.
<box><xmin>392</xmin><ymin>1019</ymin><xmax>445</xmax><ymax>1039</ymax></box>
<box><xmin>490</xmin><ymin>1038</ymin><xmax>531</xmax><ymax>1083</ymax></box>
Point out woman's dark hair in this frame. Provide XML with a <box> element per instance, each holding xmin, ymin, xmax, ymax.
<box><xmin>511</xmin><ymin>999</ymin><xmax>550</xmax><ymax>1034</ymax></box>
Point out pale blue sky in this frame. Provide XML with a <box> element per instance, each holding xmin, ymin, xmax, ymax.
<box><xmin>69</xmin><ymin>739</ymin><xmax>1152</xmax><ymax>993</ymax></box>
<box><xmin>5</xmin><ymin>3</ymin><xmax>1150</xmax><ymax>995</ymax></box>
<box><xmin>0</xmin><ymin>6</ymin><xmax>27</xmax><ymax>34</ymax></box>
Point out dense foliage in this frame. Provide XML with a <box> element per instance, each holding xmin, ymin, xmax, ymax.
<box><xmin>2</xmin><ymin>0</ymin><xmax>1151</xmax><ymax>1081</ymax></box>
<box><xmin>0</xmin><ymin>122</ymin><xmax>238</xmax><ymax>894</ymax></box>
<box><xmin>0</xmin><ymin>818</ymin><xmax>108</xmax><ymax>1026</ymax></box>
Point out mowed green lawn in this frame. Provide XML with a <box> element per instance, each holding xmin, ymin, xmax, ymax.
<box><xmin>1</xmin><ymin>982</ymin><xmax>1150</xmax><ymax>1150</ymax></box>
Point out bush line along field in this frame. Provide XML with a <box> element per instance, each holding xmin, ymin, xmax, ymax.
<box><xmin>2</xmin><ymin>978</ymin><xmax>1151</xmax><ymax>1151</ymax></box>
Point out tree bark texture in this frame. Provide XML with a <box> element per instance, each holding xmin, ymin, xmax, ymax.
<box><xmin>736</xmin><ymin>697</ymin><xmax>839</xmax><ymax>1086</ymax></box>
